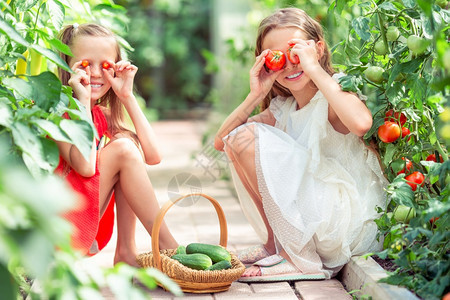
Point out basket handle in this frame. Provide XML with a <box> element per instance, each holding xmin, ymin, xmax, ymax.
<box><xmin>151</xmin><ymin>193</ymin><xmax>228</xmax><ymax>271</ymax></box>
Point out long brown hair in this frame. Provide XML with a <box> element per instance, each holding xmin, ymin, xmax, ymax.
<box><xmin>256</xmin><ymin>8</ymin><xmax>335</xmax><ymax>111</ymax></box>
<box><xmin>58</xmin><ymin>23</ymin><xmax>137</xmax><ymax>142</ymax></box>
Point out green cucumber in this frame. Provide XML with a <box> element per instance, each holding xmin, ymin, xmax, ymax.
<box><xmin>171</xmin><ymin>253</ymin><xmax>212</xmax><ymax>270</ymax></box>
<box><xmin>176</xmin><ymin>245</ymin><xmax>186</xmax><ymax>254</ymax></box>
<box><xmin>186</xmin><ymin>243</ymin><xmax>231</xmax><ymax>263</ymax></box>
<box><xmin>206</xmin><ymin>260</ymin><xmax>232</xmax><ymax>271</ymax></box>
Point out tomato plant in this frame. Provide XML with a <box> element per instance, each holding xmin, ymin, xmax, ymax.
<box><xmin>378</xmin><ymin>121</ymin><xmax>400</xmax><ymax>143</ymax></box>
<box><xmin>265</xmin><ymin>50</ymin><xmax>286</xmax><ymax>71</ymax></box>
<box><xmin>332</xmin><ymin>0</ymin><xmax>449</xmax><ymax>298</ymax></box>
<box><xmin>286</xmin><ymin>43</ymin><xmax>300</xmax><ymax>64</ymax></box>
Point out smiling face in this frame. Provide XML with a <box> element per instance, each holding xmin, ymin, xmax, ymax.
<box><xmin>69</xmin><ymin>35</ymin><xmax>117</xmax><ymax>102</ymax></box>
<box><xmin>262</xmin><ymin>27</ymin><xmax>318</xmax><ymax>99</ymax></box>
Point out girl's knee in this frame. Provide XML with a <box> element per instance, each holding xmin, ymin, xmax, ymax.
<box><xmin>225</xmin><ymin>124</ymin><xmax>256</xmax><ymax>156</ymax></box>
<box><xmin>108</xmin><ymin>138</ymin><xmax>142</xmax><ymax>163</ymax></box>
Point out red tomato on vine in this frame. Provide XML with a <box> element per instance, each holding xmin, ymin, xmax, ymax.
<box><xmin>385</xmin><ymin>109</ymin><xmax>407</xmax><ymax>126</ymax></box>
<box><xmin>426</xmin><ymin>154</ymin><xmax>444</xmax><ymax>163</ymax></box>
<box><xmin>378</xmin><ymin>121</ymin><xmax>401</xmax><ymax>143</ymax></box>
<box><xmin>397</xmin><ymin>157</ymin><xmax>412</xmax><ymax>175</ymax></box>
<box><xmin>405</xmin><ymin>171</ymin><xmax>425</xmax><ymax>191</ymax></box>
<box><xmin>265</xmin><ymin>50</ymin><xmax>286</xmax><ymax>71</ymax></box>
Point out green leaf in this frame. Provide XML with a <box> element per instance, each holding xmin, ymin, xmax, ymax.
<box><xmin>31</xmin><ymin>119</ymin><xmax>72</xmax><ymax>143</ymax></box>
<box><xmin>0</xmin><ymin>17</ymin><xmax>31</xmax><ymax>47</ymax></box>
<box><xmin>379</xmin><ymin>2</ymin><xmax>399</xmax><ymax>12</ymax></box>
<box><xmin>46</xmin><ymin>0</ymin><xmax>65</xmax><ymax>31</ymax></box>
<box><xmin>28</xmin><ymin>72</ymin><xmax>62</xmax><ymax>111</ymax></box>
<box><xmin>0</xmin><ymin>263</ymin><xmax>18</xmax><ymax>300</ymax></box>
<box><xmin>0</xmin><ymin>101</ymin><xmax>13</xmax><ymax>128</ymax></box>
<box><xmin>45</xmin><ymin>37</ymin><xmax>73</xmax><ymax>57</ymax></box>
<box><xmin>352</xmin><ymin>17</ymin><xmax>371</xmax><ymax>41</ymax></box>
<box><xmin>11</xmin><ymin>123</ymin><xmax>60</xmax><ymax>173</ymax></box>
<box><xmin>386</xmin><ymin>177</ymin><xmax>416</xmax><ymax>208</ymax></box>
<box><xmin>2</xmin><ymin>77</ymin><xmax>33</xmax><ymax>100</ymax></box>
<box><xmin>59</xmin><ymin>119</ymin><xmax>94</xmax><ymax>162</ymax></box>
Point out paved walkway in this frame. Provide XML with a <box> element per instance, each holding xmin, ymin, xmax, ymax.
<box><xmin>83</xmin><ymin>119</ymin><xmax>352</xmax><ymax>300</ymax></box>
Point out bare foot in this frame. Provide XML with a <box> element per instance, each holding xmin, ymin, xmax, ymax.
<box><xmin>242</xmin><ymin>265</ymin><xmax>262</xmax><ymax>277</ymax></box>
<box><xmin>114</xmin><ymin>248</ymin><xmax>140</xmax><ymax>268</ymax></box>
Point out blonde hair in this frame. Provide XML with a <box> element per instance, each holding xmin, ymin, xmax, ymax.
<box><xmin>255</xmin><ymin>8</ymin><xmax>335</xmax><ymax>111</ymax></box>
<box><xmin>58</xmin><ymin>23</ymin><xmax>137</xmax><ymax>142</ymax></box>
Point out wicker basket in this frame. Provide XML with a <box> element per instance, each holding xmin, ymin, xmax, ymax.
<box><xmin>136</xmin><ymin>193</ymin><xmax>246</xmax><ymax>293</ymax></box>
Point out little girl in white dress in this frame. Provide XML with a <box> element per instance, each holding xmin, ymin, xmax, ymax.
<box><xmin>215</xmin><ymin>8</ymin><xmax>388</xmax><ymax>282</ymax></box>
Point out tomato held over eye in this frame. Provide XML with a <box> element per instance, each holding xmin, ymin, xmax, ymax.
<box><xmin>102</xmin><ymin>62</ymin><xmax>111</xmax><ymax>69</ymax></box>
<box><xmin>405</xmin><ymin>171</ymin><xmax>425</xmax><ymax>191</ymax></box>
<box><xmin>286</xmin><ymin>43</ymin><xmax>299</xmax><ymax>64</ymax></box>
<box><xmin>397</xmin><ymin>157</ymin><xmax>412</xmax><ymax>175</ymax></box>
<box><xmin>378</xmin><ymin>121</ymin><xmax>401</xmax><ymax>143</ymax></box>
<box><xmin>385</xmin><ymin>109</ymin><xmax>407</xmax><ymax>126</ymax></box>
<box><xmin>81</xmin><ymin>60</ymin><xmax>89</xmax><ymax>68</ymax></box>
<box><xmin>265</xmin><ymin>50</ymin><xmax>286</xmax><ymax>71</ymax></box>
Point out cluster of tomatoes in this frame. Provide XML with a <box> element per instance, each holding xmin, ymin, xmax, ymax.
<box><xmin>378</xmin><ymin>109</ymin><xmax>410</xmax><ymax>143</ymax></box>
<box><xmin>264</xmin><ymin>43</ymin><xmax>299</xmax><ymax>71</ymax></box>
<box><xmin>81</xmin><ymin>60</ymin><xmax>111</xmax><ymax>70</ymax></box>
<box><xmin>378</xmin><ymin>109</ymin><xmax>444</xmax><ymax>191</ymax></box>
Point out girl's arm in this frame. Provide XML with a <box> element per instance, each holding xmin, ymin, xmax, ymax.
<box><xmin>214</xmin><ymin>50</ymin><xmax>280</xmax><ymax>151</ymax></box>
<box><xmin>290</xmin><ymin>39</ymin><xmax>373</xmax><ymax>137</ymax></box>
<box><xmin>104</xmin><ymin>61</ymin><xmax>161</xmax><ymax>165</ymax></box>
<box><xmin>57</xmin><ymin>61</ymin><xmax>98</xmax><ymax>177</ymax></box>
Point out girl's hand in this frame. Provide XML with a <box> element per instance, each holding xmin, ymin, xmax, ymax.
<box><xmin>68</xmin><ymin>61</ymin><xmax>91</xmax><ymax>107</ymax></box>
<box><xmin>249</xmin><ymin>49</ymin><xmax>282</xmax><ymax>99</ymax></box>
<box><xmin>287</xmin><ymin>39</ymin><xmax>323</xmax><ymax>75</ymax></box>
<box><xmin>103</xmin><ymin>60</ymin><xmax>138</xmax><ymax>102</ymax></box>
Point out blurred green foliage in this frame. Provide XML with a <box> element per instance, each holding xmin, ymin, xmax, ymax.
<box><xmin>117</xmin><ymin>0</ymin><xmax>213</xmax><ymax>118</ymax></box>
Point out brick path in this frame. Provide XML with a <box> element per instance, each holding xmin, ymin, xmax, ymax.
<box><xmin>83</xmin><ymin>119</ymin><xmax>351</xmax><ymax>299</ymax></box>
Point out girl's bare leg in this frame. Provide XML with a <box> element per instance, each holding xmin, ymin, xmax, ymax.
<box><xmin>224</xmin><ymin>125</ymin><xmax>276</xmax><ymax>254</ymax></box>
<box><xmin>99</xmin><ymin>138</ymin><xmax>178</xmax><ymax>265</ymax></box>
<box><xmin>112</xmin><ymin>182</ymin><xmax>138</xmax><ymax>266</ymax></box>
<box><xmin>225</xmin><ymin>125</ymin><xmax>297</xmax><ymax>276</ymax></box>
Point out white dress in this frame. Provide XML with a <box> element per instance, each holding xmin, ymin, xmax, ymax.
<box><xmin>225</xmin><ymin>75</ymin><xmax>388</xmax><ymax>279</ymax></box>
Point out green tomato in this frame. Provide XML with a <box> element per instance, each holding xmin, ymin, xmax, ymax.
<box><xmin>407</xmin><ymin>35</ymin><xmax>430</xmax><ymax>55</ymax></box>
<box><xmin>374</xmin><ymin>40</ymin><xmax>388</xmax><ymax>55</ymax></box>
<box><xmin>364</xmin><ymin>66</ymin><xmax>384</xmax><ymax>83</ymax></box>
<box><xmin>393</xmin><ymin>205</ymin><xmax>415</xmax><ymax>223</ymax></box>
<box><xmin>386</xmin><ymin>26</ymin><xmax>400</xmax><ymax>41</ymax></box>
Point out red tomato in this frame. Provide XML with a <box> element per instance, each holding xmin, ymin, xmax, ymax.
<box><xmin>286</xmin><ymin>43</ymin><xmax>299</xmax><ymax>64</ymax></box>
<box><xmin>265</xmin><ymin>50</ymin><xmax>286</xmax><ymax>71</ymax></box>
<box><xmin>426</xmin><ymin>154</ymin><xmax>444</xmax><ymax>163</ymax></box>
<box><xmin>405</xmin><ymin>171</ymin><xmax>425</xmax><ymax>191</ymax></box>
<box><xmin>430</xmin><ymin>217</ymin><xmax>439</xmax><ymax>226</ymax></box>
<box><xmin>81</xmin><ymin>60</ymin><xmax>89</xmax><ymax>68</ymax></box>
<box><xmin>385</xmin><ymin>109</ymin><xmax>407</xmax><ymax>126</ymax></box>
<box><xmin>378</xmin><ymin>121</ymin><xmax>401</xmax><ymax>143</ymax></box>
<box><xmin>397</xmin><ymin>157</ymin><xmax>412</xmax><ymax>175</ymax></box>
<box><xmin>102</xmin><ymin>61</ymin><xmax>111</xmax><ymax>69</ymax></box>
<box><xmin>401</xmin><ymin>127</ymin><xmax>410</xmax><ymax>138</ymax></box>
